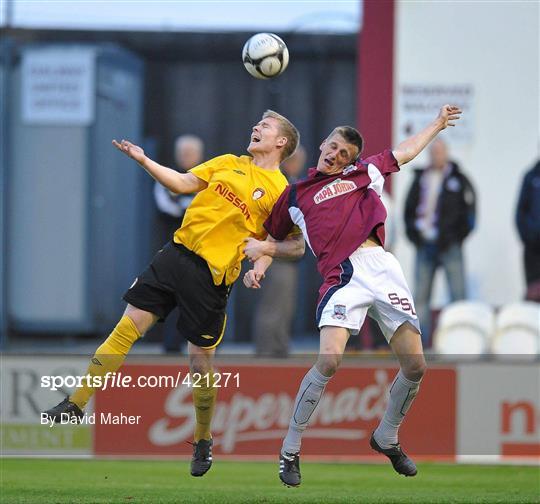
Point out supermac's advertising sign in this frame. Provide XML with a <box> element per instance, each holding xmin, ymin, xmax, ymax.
<box><xmin>93</xmin><ymin>364</ymin><xmax>456</xmax><ymax>458</ymax></box>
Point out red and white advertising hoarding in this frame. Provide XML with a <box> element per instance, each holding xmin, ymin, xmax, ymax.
<box><xmin>94</xmin><ymin>364</ymin><xmax>456</xmax><ymax>460</ymax></box>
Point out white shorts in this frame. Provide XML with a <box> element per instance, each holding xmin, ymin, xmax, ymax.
<box><xmin>316</xmin><ymin>247</ymin><xmax>420</xmax><ymax>342</ymax></box>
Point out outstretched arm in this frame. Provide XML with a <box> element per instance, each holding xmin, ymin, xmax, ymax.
<box><xmin>392</xmin><ymin>104</ymin><xmax>462</xmax><ymax>166</ymax></box>
<box><xmin>243</xmin><ymin>232</ymin><xmax>305</xmax><ymax>262</ymax></box>
<box><xmin>112</xmin><ymin>139</ymin><xmax>207</xmax><ymax>194</ymax></box>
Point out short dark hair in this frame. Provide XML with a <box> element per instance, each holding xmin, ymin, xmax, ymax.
<box><xmin>328</xmin><ymin>126</ymin><xmax>364</xmax><ymax>161</ymax></box>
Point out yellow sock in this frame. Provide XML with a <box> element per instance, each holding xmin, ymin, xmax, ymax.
<box><xmin>70</xmin><ymin>315</ymin><xmax>140</xmax><ymax>409</ymax></box>
<box><xmin>193</xmin><ymin>371</ymin><xmax>217</xmax><ymax>442</ymax></box>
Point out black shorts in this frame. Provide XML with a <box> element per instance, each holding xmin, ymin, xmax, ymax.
<box><xmin>123</xmin><ymin>241</ymin><xmax>230</xmax><ymax>348</ymax></box>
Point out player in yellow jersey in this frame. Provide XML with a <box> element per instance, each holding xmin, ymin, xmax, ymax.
<box><xmin>43</xmin><ymin>110</ymin><xmax>304</xmax><ymax>477</ymax></box>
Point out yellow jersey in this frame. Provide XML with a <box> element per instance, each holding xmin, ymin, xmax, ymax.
<box><xmin>174</xmin><ymin>154</ymin><xmax>289</xmax><ymax>285</ymax></box>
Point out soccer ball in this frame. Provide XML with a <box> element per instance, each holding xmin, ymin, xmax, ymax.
<box><xmin>242</xmin><ymin>33</ymin><xmax>289</xmax><ymax>80</ymax></box>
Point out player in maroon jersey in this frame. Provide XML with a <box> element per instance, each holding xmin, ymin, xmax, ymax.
<box><xmin>243</xmin><ymin>105</ymin><xmax>462</xmax><ymax>486</ymax></box>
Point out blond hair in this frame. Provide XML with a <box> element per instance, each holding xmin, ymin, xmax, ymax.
<box><xmin>262</xmin><ymin>110</ymin><xmax>300</xmax><ymax>161</ymax></box>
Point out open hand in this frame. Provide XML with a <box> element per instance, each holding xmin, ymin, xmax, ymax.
<box><xmin>112</xmin><ymin>139</ymin><xmax>146</xmax><ymax>164</ymax></box>
<box><xmin>438</xmin><ymin>105</ymin><xmax>462</xmax><ymax>129</ymax></box>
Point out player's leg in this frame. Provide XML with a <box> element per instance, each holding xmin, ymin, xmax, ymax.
<box><xmin>280</xmin><ymin>325</ymin><xmax>350</xmax><ymax>487</ymax></box>
<box><xmin>188</xmin><ymin>342</ymin><xmax>217</xmax><ymax>477</ymax></box>
<box><xmin>72</xmin><ymin>305</ymin><xmax>157</xmax><ymax>408</ymax></box>
<box><xmin>44</xmin><ymin>243</ymin><xmax>178</xmax><ymax>420</ymax></box>
<box><xmin>372</xmin><ymin>322</ymin><xmax>426</xmax><ymax>447</ymax></box>
<box><xmin>44</xmin><ymin>305</ymin><xmax>158</xmax><ymax>420</ymax></box>
<box><xmin>370</xmin><ymin>322</ymin><xmax>424</xmax><ymax>477</ymax></box>
<box><xmin>189</xmin><ymin>342</ymin><xmax>217</xmax><ymax>443</ymax></box>
<box><xmin>282</xmin><ymin>325</ymin><xmax>349</xmax><ymax>453</ymax></box>
<box><xmin>369</xmin><ymin>251</ymin><xmax>425</xmax><ymax>476</ymax></box>
<box><xmin>414</xmin><ymin>243</ymin><xmax>437</xmax><ymax>346</ymax></box>
<box><xmin>279</xmin><ymin>255</ymin><xmax>371</xmax><ymax>486</ymax></box>
<box><xmin>172</xmin><ymin>245</ymin><xmax>230</xmax><ymax>477</ymax></box>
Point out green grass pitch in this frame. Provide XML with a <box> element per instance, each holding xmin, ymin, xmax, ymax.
<box><xmin>1</xmin><ymin>459</ymin><xmax>539</xmax><ymax>503</ymax></box>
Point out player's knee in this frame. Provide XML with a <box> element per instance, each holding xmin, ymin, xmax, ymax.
<box><xmin>316</xmin><ymin>353</ymin><xmax>341</xmax><ymax>377</ymax></box>
<box><xmin>123</xmin><ymin>305</ymin><xmax>156</xmax><ymax>335</ymax></box>
<box><xmin>190</xmin><ymin>361</ymin><xmax>211</xmax><ymax>376</ymax></box>
<box><xmin>189</xmin><ymin>356</ymin><xmax>212</xmax><ymax>375</ymax></box>
<box><xmin>403</xmin><ymin>358</ymin><xmax>427</xmax><ymax>381</ymax></box>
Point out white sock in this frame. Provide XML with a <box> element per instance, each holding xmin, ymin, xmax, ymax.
<box><xmin>282</xmin><ymin>366</ymin><xmax>330</xmax><ymax>455</ymax></box>
<box><xmin>373</xmin><ymin>369</ymin><xmax>421</xmax><ymax>448</ymax></box>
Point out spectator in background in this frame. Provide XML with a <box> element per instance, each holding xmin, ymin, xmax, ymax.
<box><xmin>253</xmin><ymin>145</ymin><xmax>307</xmax><ymax>357</ymax></box>
<box><xmin>153</xmin><ymin>134</ymin><xmax>204</xmax><ymax>353</ymax></box>
<box><xmin>516</xmin><ymin>159</ymin><xmax>540</xmax><ymax>301</ymax></box>
<box><xmin>404</xmin><ymin>139</ymin><xmax>476</xmax><ymax>346</ymax></box>
<box><xmin>154</xmin><ymin>134</ymin><xmax>204</xmax><ymax>240</ymax></box>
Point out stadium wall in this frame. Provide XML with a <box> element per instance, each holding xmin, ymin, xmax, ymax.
<box><xmin>0</xmin><ymin>31</ymin><xmax>357</xmax><ymax>342</ymax></box>
<box><xmin>393</xmin><ymin>2</ymin><xmax>540</xmax><ymax>307</ymax></box>
<box><xmin>2</xmin><ymin>356</ymin><xmax>538</xmax><ymax>463</ymax></box>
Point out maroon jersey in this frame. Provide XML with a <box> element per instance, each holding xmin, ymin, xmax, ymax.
<box><xmin>264</xmin><ymin>149</ymin><xmax>399</xmax><ymax>279</ymax></box>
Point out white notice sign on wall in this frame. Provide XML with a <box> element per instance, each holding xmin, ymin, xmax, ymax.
<box><xmin>398</xmin><ymin>84</ymin><xmax>474</xmax><ymax>143</ymax></box>
<box><xmin>22</xmin><ymin>48</ymin><xmax>95</xmax><ymax>126</ymax></box>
